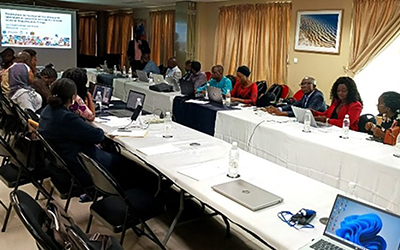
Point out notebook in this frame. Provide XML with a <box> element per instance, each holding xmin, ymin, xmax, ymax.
<box><xmin>207</xmin><ymin>86</ymin><xmax>223</xmax><ymax>104</ymax></box>
<box><xmin>292</xmin><ymin>106</ymin><xmax>331</xmax><ymax>128</ymax></box>
<box><xmin>107</xmin><ymin>90</ymin><xmax>145</xmax><ymax>117</ymax></box>
<box><xmin>180</xmin><ymin>79</ymin><xmax>195</xmax><ymax>96</ymax></box>
<box><xmin>92</xmin><ymin>84</ymin><xmax>113</xmax><ymax>106</ymax></box>
<box><xmin>136</xmin><ymin>70</ymin><xmax>149</xmax><ymax>82</ymax></box>
<box><xmin>299</xmin><ymin>194</ymin><xmax>400</xmax><ymax>250</ymax></box>
<box><xmin>212</xmin><ymin>179</ymin><xmax>283</xmax><ymax>211</ymax></box>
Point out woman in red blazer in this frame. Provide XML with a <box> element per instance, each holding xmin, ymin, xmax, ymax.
<box><xmin>313</xmin><ymin>76</ymin><xmax>363</xmax><ymax>131</ymax></box>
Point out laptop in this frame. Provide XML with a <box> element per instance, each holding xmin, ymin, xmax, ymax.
<box><xmin>207</xmin><ymin>86</ymin><xmax>223</xmax><ymax>104</ymax></box>
<box><xmin>92</xmin><ymin>84</ymin><xmax>113</xmax><ymax>106</ymax></box>
<box><xmin>136</xmin><ymin>70</ymin><xmax>149</xmax><ymax>82</ymax></box>
<box><xmin>212</xmin><ymin>179</ymin><xmax>283</xmax><ymax>211</ymax></box>
<box><xmin>292</xmin><ymin>106</ymin><xmax>331</xmax><ymax>128</ymax></box>
<box><xmin>107</xmin><ymin>90</ymin><xmax>146</xmax><ymax>117</ymax></box>
<box><xmin>180</xmin><ymin>79</ymin><xmax>195</xmax><ymax>96</ymax></box>
<box><xmin>300</xmin><ymin>194</ymin><xmax>400</xmax><ymax>250</ymax></box>
<box><xmin>165</xmin><ymin>77</ymin><xmax>180</xmax><ymax>92</ymax></box>
<box><xmin>152</xmin><ymin>74</ymin><xmax>165</xmax><ymax>84</ymax></box>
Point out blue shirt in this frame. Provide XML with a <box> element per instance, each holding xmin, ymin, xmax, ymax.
<box><xmin>143</xmin><ymin>60</ymin><xmax>160</xmax><ymax>74</ymax></box>
<box><xmin>197</xmin><ymin>76</ymin><xmax>232</xmax><ymax>95</ymax></box>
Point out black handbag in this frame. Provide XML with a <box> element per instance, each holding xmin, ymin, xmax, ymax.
<box><xmin>149</xmin><ymin>83</ymin><xmax>173</xmax><ymax>92</ymax></box>
<box><xmin>11</xmin><ymin>132</ymin><xmax>45</xmax><ymax>172</ymax></box>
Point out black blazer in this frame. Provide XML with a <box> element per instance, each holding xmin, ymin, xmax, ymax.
<box><xmin>282</xmin><ymin>89</ymin><xmax>326</xmax><ymax>117</ymax></box>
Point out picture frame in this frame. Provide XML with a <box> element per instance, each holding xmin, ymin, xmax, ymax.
<box><xmin>294</xmin><ymin>10</ymin><xmax>343</xmax><ymax>54</ymax></box>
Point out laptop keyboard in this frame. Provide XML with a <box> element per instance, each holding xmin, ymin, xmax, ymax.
<box><xmin>310</xmin><ymin>239</ymin><xmax>345</xmax><ymax>250</ymax></box>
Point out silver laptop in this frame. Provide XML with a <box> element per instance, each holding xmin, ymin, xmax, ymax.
<box><xmin>212</xmin><ymin>179</ymin><xmax>283</xmax><ymax>211</ymax></box>
<box><xmin>292</xmin><ymin>106</ymin><xmax>331</xmax><ymax>128</ymax></box>
<box><xmin>300</xmin><ymin>194</ymin><xmax>400</xmax><ymax>250</ymax></box>
<box><xmin>136</xmin><ymin>70</ymin><xmax>149</xmax><ymax>82</ymax></box>
<box><xmin>207</xmin><ymin>86</ymin><xmax>223</xmax><ymax>104</ymax></box>
<box><xmin>165</xmin><ymin>77</ymin><xmax>180</xmax><ymax>92</ymax></box>
<box><xmin>153</xmin><ymin>74</ymin><xmax>165</xmax><ymax>84</ymax></box>
<box><xmin>107</xmin><ymin>90</ymin><xmax>146</xmax><ymax>117</ymax></box>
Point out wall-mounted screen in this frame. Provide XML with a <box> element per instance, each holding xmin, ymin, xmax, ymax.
<box><xmin>1</xmin><ymin>8</ymin><xmax>72</xmax><ymax>49</ymax></box>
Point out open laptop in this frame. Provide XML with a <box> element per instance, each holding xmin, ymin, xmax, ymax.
<box><xmin>292</xmin><ymin>106</ymin><xmax>331</xmax><ymax>128</ymax></box>
<box><xmin>152</xmin><ymin>74</ymin><xmax>165</xmax><ymax>84</ymax></box>
<box><xmin>180</xmin><ymin>79</ymin><xmax>195</xmax><ymax>97</ymax></box>
<box><xmin>300</xmin><ymin>194</ymin><xmax>400</xmax><ymax>250</ymax></box>
<box><xmin>136</xmin><ymin>70</ymin><xmax>149</xmax><ymax>82</ymax></box>
<box><xmin>107</xmin><ymin>90</ymin><xmax>146</xmax><ymax>117</ymax></box>
<box><xmin>92</xmin><ymin>84</ymin><xmax>113</xmax><ymax>106</ymax></box>
<box><xmin>207</xmin><ymin>86</ymin><xmax>223</xmax><ymax>104</ymax></box>
<box><xmin>165</xmin><ymin>77</ymin><xmax>180</xmax><ymax>92</ymax></box>
<box><xmin>212</xmin><ymin>179</ymin><xmax>283</xmax><ymax>211</ymax></box>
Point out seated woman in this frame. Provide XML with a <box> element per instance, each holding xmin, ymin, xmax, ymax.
<box><xmin>364</xmin><ymin>91</ymin><xmax>400</xmax><ymax>140</ymax></box>
<box><xmin>231</xmin><ymin>66</ymin><xmax>257</xmax><ymax>105</ymax></box>
<box><xmin>8</xmin><ymin>56</ymin><xmax>42</xmax><ymax>112</ymax></box>
<box><xmin>31</xmin><ymin>65</ymin><xmax>57</xmax><ymax>107</ymax></box>
<box><xmin>62</xmin><ymin>68</ymin><xmax>95</xmax><ymax>121</ymax></box>
<box><xmin>313</xmin><ymin>76</ymin><xmax>363</xmax><ymax>131</ymax></box>
<box><xmin>38</xmin><ymin>78</ymin><xmax>158</xmax><ymax>190</ymax></box>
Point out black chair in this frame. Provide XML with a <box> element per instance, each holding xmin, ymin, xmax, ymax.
<box><xmin>358</xmin><ymin>114</ymin><xmax>377</xmax><ymax>133</ymax></box>
<box><xmin>0</xmin><ymin>134</ymin><xmax>49</xmax><ymax>232</ymax></box>
<box><xmin>10</xmin><ymin>190</ymin><xmax>123</xmax><ymax>250</ymax></box>
<box><xmin>36</xmin><ymin>132</ymin><xmax>85</xmax><ymax>212</ymax></box>
<box><xmin>77</xmin><ymin>152</ymin><xmax>166</xmax><ymax>249</ymax></box>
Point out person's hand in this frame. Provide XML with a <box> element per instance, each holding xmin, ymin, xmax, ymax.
<box><xmin>314</xmin><ymin>116</ymin><xmax>327</xmax><ymax>122</ymax></box>
<box><xmin>266</xmin><ymin>106</ymin><xmax>279</xmax><ymax>114</ymax></box>
<box><xmin>364</xmin><ymin>122</ymin><xmax>375</xmax><ymax>131</ymax></box>
<box><xmin>371</xmin><ymin>126</ymin><xmax>385</xmax><ymax>139</ymax></box>
<box><xmin>231</xmin><ymin>97</ymin><xmax>239</xmax><ymax>103</ymax></box>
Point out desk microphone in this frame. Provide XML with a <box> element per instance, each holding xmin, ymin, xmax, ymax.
<box><xmin>119</xmin><ymin>105</ymin><xmax>143</xmax><ymax>130</ymax></box>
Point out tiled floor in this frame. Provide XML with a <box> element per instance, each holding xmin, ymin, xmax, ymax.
<box><xmin>0</xmin><ymin>182</ymin><xmax>271</xmax><ymax>249</ymax></box>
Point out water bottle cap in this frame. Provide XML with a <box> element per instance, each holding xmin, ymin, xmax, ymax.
<box><xmin>166</xmin><ymin>111</ymin><xmax>171</xmax><ymax>116</ymax></box>
<box><xmin>345</xmin><ymin>114</ymin><xmax>349</xmax><ymax>118</ymax></box>
<box><xmin>232</xmin><ymin>141</ymin><xmax>238</xmax><ymax>147</ymax></box>
<box><xmin>348</xmin><ymin>182</ymin><xmax>356</xmax><ymax>188</ymax></box>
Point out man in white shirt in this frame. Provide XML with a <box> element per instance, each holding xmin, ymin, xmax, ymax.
<box><xmin>165</xmin><ymin>57</ymin><xmax>182</xmax><ymax>82</ymax></box>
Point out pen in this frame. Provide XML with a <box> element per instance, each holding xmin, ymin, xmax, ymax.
<box><xmin>99</xmin><ymin>117</ymin><xmax>110</xmax><ymax>121</ymax></box>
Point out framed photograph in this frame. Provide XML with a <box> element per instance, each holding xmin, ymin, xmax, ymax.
<box><xmin>294</xmin><ymin>10</ymin><xmax>343</xmax><ymax>54</ymax></box>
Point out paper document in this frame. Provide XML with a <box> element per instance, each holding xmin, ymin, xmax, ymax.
<box><xmin>137</xmin><ymin>144</ymin><xmax>181</xmax><ymax>156</ymax></box>
<box><xmin>108</xmin><ymin>129</ymin><xmax>148</xmax><ymax>137</ymax></box>
<box><xmin>185</xmin><ymin>99</ymin><xmax>210</xmax><ymax>104</ymax></box>
<box><xmin>178</xmin><ymin>162</ymin><xmax>226</xmax><ymax>181</ymax></box>
<box><xmin>95</xmin><ymin>116</ymin><xmax>131</xmax><ymax>127</ymax></box>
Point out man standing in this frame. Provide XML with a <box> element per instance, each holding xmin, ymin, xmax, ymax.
<box><xmin>266</xmin><ymin>76</ymin><xmax>326</xmax><ymax>117</ymax></box>
<box><xmin>196</xmin><ymin>65</ymin><xmax>232</xmax><ymax>95</ymax></box>
<box><xmin>127</xmin><ymin>28</ymin><xmax>150</xmax><ymax>74</ymax></box>
<box><xmin>165</xmin><ymin>57</ymin><xmax>182</xmax><ymax>82</ymax></box>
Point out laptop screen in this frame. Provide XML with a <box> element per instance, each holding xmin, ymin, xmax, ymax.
<box><xmin>126</xmin><ymin>90</ymin><xmax>145</xmax><ymax>110</ymax></box>
<box><xmin>92</xmin><ymin>84</ymin><xmax>113</xmax><ymax>105</ymax></box>
<box><xmin>324</xmin><ymin>195</ymin><xmax>400</xmax><ymax>250</ymax></box>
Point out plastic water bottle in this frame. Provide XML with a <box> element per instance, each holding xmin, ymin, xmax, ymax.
<box><xmin>205</xmin><ymin>83</ymin><xmax>210</xmax><ymax>99</ymax></box>
<box><xmin>122</xmin><ymin>65</ymin><xmax>126</xmax><ymax>75</ymax></box>
<box><xmin>228</xmin><ymin>141</ymin><xmax>240</xmax><ymax>178</ymax></box>
<box><xmin>346</xmin><ymin>182</ymin><xmax>357</xmax><ymax>199</ymax></box>
<box><xmin>95</xmin><ymin>91</ymin><xmax>103</xmax><ymax>113</ymax></box>
<box><xmin>394</xmin><ymin>134</ymin><xmax>400</xmax><ymax>158</ymax></box>
<box><xmin>163</xmin><ymin>111</ymin><xmax>173</xmax><ymax>138</ymax></box>
<box><xmin>225</xmin><ymin>89</ymin><xmax>231</xmax><ymax>106</ymax></box>
<box><xmin>342</xmin><ymin>114</ymin><xmax>350</xmax><ymax>139</ymax></box>
<box><xmin>303</xmin><ymin>110</ymin><xmax>311</xmax><ymax>133</ymax></box>
<box><xmin>128</xmin><ymin>67</ymin><xmax>132</xmax><ymax>79</ymax></box>
<box><xmin>113</xmin><ymin>65</ymin><xmax>117</xmax><ymax>75</ymax></box>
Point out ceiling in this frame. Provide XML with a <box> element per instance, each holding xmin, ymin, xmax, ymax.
<box><xmin>0</xmin><ymin>0</ymin><xmax>226</xmax><ymax>11</ymax></box>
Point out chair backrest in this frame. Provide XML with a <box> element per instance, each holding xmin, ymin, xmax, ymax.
<box><xmin>358</xmin><ymin>114</ymin><xmax>377</xmax><ymax>133</ymax></box>
<box><xmin>205</xmin><ymin>71</ymin><xmax>212</xmax><ymax>81</ymax></box>
<box><xmin>77</xmin><ymin>152</ymin><xmax>122</xmax><ymax>197</ymax></box>
<box><xmin>280</xmin><ymin>85</ymin><xmax>289</xmax><ymax>99</ymax></box>
<box><xmin>0</xmin><ymin>135</ymin><xmax>24</xmax><ymax>168</ymax></box>
<box><xmin>36</xmin><ymin>132</ymin><xmax>68</xmax><ymax>170</ymax></box>
<box><xmin>256</xmin><ymin>81</ymin><xmax>267</xmax><ymax>97</ymax></box>
<box><xmin>293</xmin><ymin>89</ymin><xmax>304</xmax><ymax>101</ymax></box>
<box><xmin>10</xmin><ymin>190</ymin><xmax>61</xmax><ymax>250</ymax></box>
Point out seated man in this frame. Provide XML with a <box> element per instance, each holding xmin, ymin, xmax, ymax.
<box><xmin>189</xmin><ymin>60</ymin><xmax>207</xmax><ymax>90</ymax></box>
<box><xmin>196</xmin><ymin>65</ymin><xmax>232</xmax><ymax>95</ymax></box>
<box><xmin>266</xmin><ymin>77</ymin><xmax>326</xmax><ymax>117</ymax></box>
<box><xmin>165</xmin><ymin>57</ymin><xmax>182</xmax><ymax>82</ymax></box>
<box><xmin>181</xmin><ymin>59</ymin><xmax>192</xmax><ymax>81</ymax></box>
<box><xmin>141</xmin><ymin>53</ymin><xmax>160</xmax><ymax>74</ymax></box>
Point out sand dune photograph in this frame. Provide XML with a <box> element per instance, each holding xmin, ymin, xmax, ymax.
<box><xmin>295</xmin><ymin>10</ymin><xmax>342</xmax><ymax>54</ymax></box>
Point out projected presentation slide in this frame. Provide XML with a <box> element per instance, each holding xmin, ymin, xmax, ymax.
<box><xmin>1</xmin><ymin>8</ymin><xmax>71</xmax><ymax>49</ymax></box>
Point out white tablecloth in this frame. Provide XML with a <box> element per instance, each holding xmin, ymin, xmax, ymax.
<box><xmin>113</xmin><ymin>78</ymin><xmax>180</xmax><ymax>114</ymax></box>
<box><xmin>95</xmin><ymin>119</ymin><xmax>343</xmax><ymax>250</ymax></box>
<box><xmin>215</xmin><ymin>109</ymin><xmax>400</xmax><ymax>214</ymax></box>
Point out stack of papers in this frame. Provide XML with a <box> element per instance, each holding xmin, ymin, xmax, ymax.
<box><xmin>178</xmin><ymin>162</ymin><xmax>226</xmax><ymax>181</ymax></box>
<box><xmin>95</xmin><ymin>116</ymin><xmax>131</xmax><ymax>127</ymax></box>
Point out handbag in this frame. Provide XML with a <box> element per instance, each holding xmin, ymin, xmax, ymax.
<box><xmin>383</xmin><ymin>121</ymin><xmax>399</xmax><ymax>145</ymax></box>
<box><xmin>11</xmin><ymin>132</ymin><xmax>45</xmax><ymax>172</ymax></box>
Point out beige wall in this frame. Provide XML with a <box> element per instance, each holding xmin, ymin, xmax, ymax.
<box><xmin>196</xmin><ymin>0</ymin><xmax>353</xmax><ymax>100</ymax></box>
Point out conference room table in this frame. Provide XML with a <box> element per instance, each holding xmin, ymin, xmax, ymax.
<box><xmin>94</xmin><ymin>116</ymin><xmax>344</xmax><ymax>249</ymax></box>
<box><xmin>112</xmin><ymin>78</ymin><xmax>180</xmax><ymax>114</ymax></box>
<box><xmin>214</xmin><ymin>109</ymin><xmax>400</xmax><ymax>214</ymax></box>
